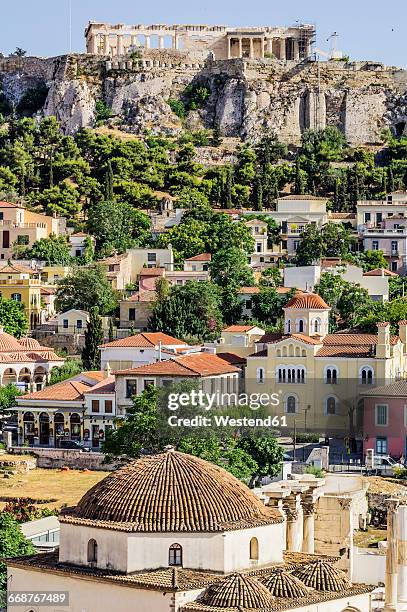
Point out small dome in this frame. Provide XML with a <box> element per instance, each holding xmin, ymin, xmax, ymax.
<box><xmin>19</xmin><ymin>337</ymin><xmax>42</xmax><ymax>350</ymax></box>
<box><xmin>291</xmin><ymin>560</ymin><xmax>350</xmax><ymax>592</ymax></box>
<box><xmin>0</xmin><ymin>328</ymin><xmax>26</xmax><ymax>352</ymax></box>
<box><xmin>285</xmin><ymin>292</ymin><xmax>330</xmax><ymax>310</ymax></box>
<box><xmin>198</xmin><ymin>573</ymin><xmax>274</xmax><ymax>609</ymax></box>
<box><xmin>259</xmin><ymin>568</ymin><xmax>310</xmax><ymax>598</ymax></box>
<box><xmin>65</xmin><ymin>450</ymin><xmax>283</xmax><ymax>532</ymax></box>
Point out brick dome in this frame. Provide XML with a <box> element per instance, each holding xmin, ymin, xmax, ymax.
<box><xmin>198</xmin><ymin>573</ymin><xmax>274</xmax><ymax>608</ymax></box>
<box><xmin>285</xmin><ymin>292</ymin><xmax>330</xmax><ymax>310</ymax></box>
<box><xmin>0</xmin><ymin>328</ymin><xmax>26</xmax><ymax>352</ymax></box>
<box><xmin>260</xmin><ymin>567</ymin><xmax>310</xmax><ymax>598</ymax></box>
<box><xmin>291</xmin><ymin>560</ymin><xmax>350</xmax><ymax>592</ymax></box>
<box><xmin>63</xmin><ymin>449</ymin><xmax>283</xmax><ymax>532</ymax></box>
<box><xmin>19</xmin><ymin>337</ymin><xmax>42</xmax><ymax>350</ymax></box>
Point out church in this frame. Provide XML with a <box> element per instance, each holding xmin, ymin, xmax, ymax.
<box><xmin>7</xmin><ymin>448</ymin><xmax>374</xmax><ymax>611</ymax></box>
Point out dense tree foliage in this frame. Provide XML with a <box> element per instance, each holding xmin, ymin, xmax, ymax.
<box><xmin>55</xmin><ymin>265</ymin><xmax>118</xmax><ymax>315</ymax></box>
<box><xmin>0</xmin><ymin>297</ymin><xmax>28</xmax><ymax>337</ymax></box>
<box><xmin>81</xmin><ymin>307</ymin><xmax>104</xmax><ymax>370</ymax></box>
<box><xmin>295</xmin><ymin>223</ymin><xmax>353</xmax><ymax>265</ymax></box>
<box><xmin>17</xmin><ymin>234</ymin><xmax>72</xmax><ymax>265</ymax></box>
<box><xmin>0</xmin><ymin>512</ymin><xmax>35</xmax><ymax>590</ymax></box>
<box><xmin>0</xmin><ymin>384</ymin><xmax>23</xmax><ymax>414</ymax></box>
<box><xmin>49</xmin><ymin>358</ymin><xmax>82</xmax><ymax>385</ymax></box>
<box><xmin>315</xmin><ymin>272</ymin><xmax>372</xmax><ymax>331</ymax></box>
<box><xmin>251</xmin><ymin>287</ymin><xmax>294</xmax><ymax>327</ymax></box>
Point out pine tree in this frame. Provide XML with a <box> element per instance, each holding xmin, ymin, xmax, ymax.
<box><xmin>108</xmin><ymin>318</ymin><xmax>114</xmax><ymax>343</ymax></box>
<box><xmin>82</xmin><ymin>307</ymin><xmax>104</xmax><ymax>371</ymax></box>
<box><xmin>388</xmin><ymin>167</ymin><xmax>395</xmax><ymax>193</ymax></box>
<box><xmin>254</xmin><ymin>176</ymin><xmax>263</xmax><ymax>211</ymax></box>
<box><xmin>104</xmin><ymin>160</ymin><xmax>114</xmax><ymax>200</ymax></box>
<box><xmin>225</xmin><ymin>166</ymin><xmax>233</xmax><ymax>209</ymax></box>
<box><xmin>294</xmin><ymin>158</ymin><xmax>303</xmax><ymax>195</ymax></box>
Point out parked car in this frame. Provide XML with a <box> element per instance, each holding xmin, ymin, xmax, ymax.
<box><xmin>366</xmin><ymin>455</ymin><xmax>403</xmax><ymax>476</ymax></box>
<box><xmin>58</xmin><ymin>440</ymin><xmax>91</xmax><ymax>452</ymax></box>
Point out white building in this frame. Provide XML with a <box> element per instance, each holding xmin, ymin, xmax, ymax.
<box><xmin>8</xmin><ymin>448</ymin><xmax>374</xmax><ymax>612</ymax></box>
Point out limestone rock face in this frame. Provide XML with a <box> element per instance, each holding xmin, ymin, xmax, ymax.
<box><xmin>1</xmin><ymin>54</ymin><xmax>407</xmax><ymax>146</ymax></box>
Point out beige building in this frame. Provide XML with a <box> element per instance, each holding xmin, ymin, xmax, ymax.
<box><xmin>0</xmin><ymin>262</ymin><xmax>43</xmax><ymax>328</ymax></box>
<box><xmin>206</xmin><ymin>324</ymin><xmax>266</xmax><ymax>358</ymax></box>
<box><xmin>0</xmin><ymin>200</ymin><xmax>64</xmax><ymax>261</ymax></box>
<box><xmin>242</xmin><ymin>291</ymin><xmax>407</xmax><ymax>435</ymax></box>
<box><xmin>245</xmin><ymin>219</ymin><xmax>282</xmax><ymax>269</ymax></box>
<box><xmin>85</xmin><ymin>22</ymin><xmax>315</xmax><ymax>61</ymax></box>
<box><xmin>7</xmin><ymin>449</ymin><xmax>374</xmax><ymax>612</ymax></box>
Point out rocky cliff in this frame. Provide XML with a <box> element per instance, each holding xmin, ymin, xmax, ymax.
<box><xmin>1</xmin><ymin>52</ymin><xmax>407</xmax><ymax>145</ymax></box>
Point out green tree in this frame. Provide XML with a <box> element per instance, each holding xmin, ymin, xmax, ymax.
<box><xmin>18</xmin><ymin>234</ymin><xmax>72</xmax><ymax>265</ymax></box>
<box><xmin>0</xmin><ymin>513</ymin><xmax>35</xmax><ymax>590</ymax></box>
<box><xmin>237</xmin><ymin>436</ymin><xmax>284</xmax><ymax>486</ymax></box>
<box><xmin>49</xmin><ymin>358</ymin><xmax>82</xmax><ymax>385</ymax></box>
<box><xmin>0</xmin><ymin>297</ymin><xmax>28</xmax><ymax>338</ymax></box>
<box><xmin>252</xmin><ymin>287</ymin><xmax>293</xmax><ymax>327</ymax></box>
<box><xmin>294</xmin><ymin>224</ymin><xmax>324</xmax><ymax>265</ymax></box>
<box><xmin>55</xmin><ymin>265</ymin><xmax>118</xmax><ymax>315</ymax></box>
<box><xmin>81</xmin><ymin>307</ymin><xmax>104</xmax><ymax>371</ymax></box>
<box><xmin>0</xmin><ymin>384</ymin><xmax>23</xmax><ymax>414</ymax></box>
<box><xmin>361</xmin><ymin>249</ymin><xmax>388</xmax><ymax>271</ymax></box>
<box><xmin>295</xmin><ymin>223</ymin><xmax>352</xmax><ymax>266</ymax></box>
<box><xmin>149</xmin><ymin>281</ymin><xmax>223</xmax><ymax>342</ymax></box>
<box><xmin>210</xmin><ymin>247</ymin><xmax>254</xmax><ymax>288</ymax></box>
<box><xmin>315</xmin><ymin>272</ymin><xmax>372</xmax><ymax>330</ymax></box>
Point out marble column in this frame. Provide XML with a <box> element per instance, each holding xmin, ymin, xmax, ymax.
<box><xmin>227</xmin><ymin>37</ymin><xmax>231</xmax><ymax>59</ymax></box>
<box><xmin>293</xmin><ymin>39</ymin><xmax>300</xmax><ymax>61</ymax></box>
<box><xmin>302</xmin><ymin>500</ymin><xmax>316</xmax><ymax>553</ymax></box>
<box><xmin>238</xmin><ymin>37</ymin><xmax>243</xmax><ymax>58</ymax></box>
<box><xmin>117</xmin><ymin>34</ymin><xmax>124</xmax><ymax>56</ymax></box>
<box><xmin>145</xmin><ymin>36</ymin><xmax>150</xmax><ymax>50</ymax></box>
<box><xmin>159</xmin><ymin>36</ymin><xmax>164</xmax><ymax>49</ymax></box>
<box><xmin>398</xmin><ymin>504</ymin><xmax>407</xmax><ymax>606</ymax></box>
<box><xmin>104</xmin><ymin>34</ymin><xmax>110</xmax><ymax>56</ymax></box>
<box><xmin>279</xmin><ymin>38</ymin><xmax>286</xmax><ymax>60</ymax></box>
<box><xmin>285</xmin><ymin>506</ymin><xmax>299</xmax><ymax>551</ymax></box>
<box><xmin>385</xmin><ymin>498</ymin><xmax>399</xmax><ymax>611</ymax></box>
<box><xmin>90</xmin><ymin>35</ymin><xmax>98</xmax><ymax>55</ymax></box>
<box><xmin>260</xmin><ymin>38</ymin><xmax>265</xmax><ymax>58</ymax></box>
<box><xmin>267</xmin><ymin>39</ymin><xmax>273</xmax><ymax>55</ymax></box>
<box><xmin>249</xmin><ymin>38</ymin><xmax>254</xmax><ymax>59</ymax></box>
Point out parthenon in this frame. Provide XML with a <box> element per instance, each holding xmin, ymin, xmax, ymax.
<box><xmin>85</xmin><ymin>22</ymin><xmax>315</xmax><ymax>61</ymax></box>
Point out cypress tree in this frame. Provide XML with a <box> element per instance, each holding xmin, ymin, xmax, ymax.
<box><xmin>104</xmin><ymin>160</ymin><xmax>114</xmax><ymax>201</ymax></box>
<box><xmin>388</xmin><ymin>167</ymin><xmax>395</xmax><ymax>193</ymax></box>
<box><xmin>108</xmin><ymin>318</ymin><xmax>114</xmax><ymax>343</ymax></box>
<box><xmin>82</xmin><ymin>307</ymin><xmax>104</xmax><ymax>371</ymax></box>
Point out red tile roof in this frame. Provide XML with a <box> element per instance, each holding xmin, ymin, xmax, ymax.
<box><xmin>223</xmin><ymin>325</ymin><xmax>259</xmax><ymax>332</ymax></box>
<box><xmin>70</xmin><ymin>232</ymin><xmax>89</xmax><ymax>237</ymax></box>
<box><xmin>20</xmin><ymin>379</ymin><xmax>91</xmax><ymax>401</ymax></box>
<box><xmin>139</xmin><ymin>267</ymin><xmax>165</xmax><ymax>277</ymax></box>
<box><xmin>0</xmin><ymin>201</ymin><xmax>20</xmax><ymax>208</ymax></box>
<box><xmin>363</xmin><ymin>268</ymin><xmax>399</xmax><ymax>277</ymax></box>
<box><xmin>185</xmin><ymin>253</ymin><xmax>212</xmax><ymax>261</ymax></box>
<box><xmin>84</xmin><ymin>376</ymin><xmax>115</xmax><ymax>395</ymax></box>
<box><xmin>279</xmin><ymin>195</ymin><xmax>328</xmax><ymax>201</ymax></box>
<box><xmin>285</xmin><ymin>292</ymin><xmax>330</xmax><ymax>310</ymax></box>
<box><xmin>101</xmin><ymin>332</ymin><xmax>186</xmax><ymax>349</ymax></box>
<box><xmin>217</xmin><ymin>352</ymin><xmax>247</xmax><ymax>366</ymax></box>
<box><xmin>115</xmin><ymin>353</ymin><xmax>240</xmax><ymax>377</ymax></box>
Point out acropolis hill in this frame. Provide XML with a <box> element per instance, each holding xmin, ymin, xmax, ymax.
<box><xmin>1</xmin><ymin>20</ymin><xmax>407</xmax><ymax>145</ymax></box>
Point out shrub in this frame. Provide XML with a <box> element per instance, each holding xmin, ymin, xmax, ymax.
<box><xmin>305</xmin><ymin>465</ymin><xmax>325</xmax><ymax>478</ymax></box>
<box><xmin>16</xmin><ymin>83</ymin><xmax>49</xmax><ymax>116</ymax></box>
<box><xmin>168</xmin><ymin>98</ymin><xmax>186</xmax><ymax>119</ymax></box>
<box><xmin>95</xmin><ymin>99</ymin><xmax>112</xmax><ymax>122</ymax></box>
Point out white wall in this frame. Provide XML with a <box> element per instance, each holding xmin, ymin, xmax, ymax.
<box><xmin>284</xmin><ymin>266</ymin><xmax>321</xmax><ymax>291</ymax></box>
<box><xmin>59</xmin><ymin>524</ymin><xmax>129</xmax><ymax>572</ymax></box>
<box><xmin>223</xmin><ymin>523</ymin><xmax>284</xmax><ymax>572</ymax></box>
<box><xmin>352</xmin><ymin>547</ymin><xmax>385</xmax><ymax>585</ymax></box>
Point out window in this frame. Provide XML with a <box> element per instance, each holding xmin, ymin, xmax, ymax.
<box><xmin>11</xmin><ymin>293</ymin><xmax>21</xmax><ymax>302</ymax></box>
<box><xmin>285</xmin><ymin>395</ymin><xmax>298</xmax><ymax>414</ymax></box>
<box><xmin>249</xmin><ymin>537</ymin><xmax>259</xmax><ymax>561</ymax></box>
<box><xmin>293</xmin><ymin>240</ymin><xmax>300</xmax><ymax>252</ymax></box>
<box><xmin>0</xmin><ymin>213</ymin><xmax>3</xmax><ymax>220</ymax></box>
<box><xmin>286</xmin><ymin>320</ymin><xmax>291</xmax><ymax>333</ymax></box>
<box><xmin>246</xmin><ymin>299</ymin><xmax>252</xmax><ymax>310</ymax></box>
<box><xmin>325</xmin><ymin>396</ymin><xmax>337</xmax><ymax>415</ymax></box>
<box><xmin>147</xmin><ymin>252</ymin><xmax>157</xmax><ymax>262</ymax></box>
<box><xmin>364</xmin><ymin>212</ymin><xmax>371</xmax><ymax>223</ymax></box>
<box><xmin>76</xmin><ymin>320</ymin><xmax>83</xmax><ymax>329</ymax></box>
<box><xmin>392</xmin><ymin>261</ymin><xmax>398</xmax><ymax>272</ymax></box>
<box><xmin>87</xmin><ymin>539</ymin><xmax>98</xmax><ymax>563</ymax></box>
<box><xmin>313</xmin><ymin>318</ymin><xmax>322</xmax><ymax>334</ymax></box>
<box><xmin>375</xmin><ymin>404</ymin><xmax>388</xmax><ymax>426</ymax></box>
<box><xmin>376</xmin><ymin>437</ymin><xmax>388</xmax><ymax>455</ymax></box>
<box><xmin>191</xmin><ymin>264</ymin><xmax>197</xmax><ymax>271</ymax></box>
<box><xmin>75</xmin><ymin>249</ymin><xmax>82</xmax><ymax>257</ymax></box>
<box><xmin>126</xmin><ymin>379</ymin><xmax>137</xmax><ymax>398</ymax></box>
<box><xmin>144</xmin><ymin>379</ymin><xmax>155</xmax><ymax>390</ymax></box>
<box><xmin>91</xmin><ymin>400</ymin><xmax>100</xmax><ymax>413</ymax></box>
<box><xmin>105</xmin><ymin>400</ymin><xmax>113</xmax><ymax>414</ymax></box>
<box><xmin>325</xmin><ymin>367</ymin><xmax>338</xmax><ymax>384</ymax></box>
<box><xmin>391</xmin><ymin>240</ymin><xmax>398</xmax><ymax>255</ymax></box>
<box><xmin>256</xmin><ymin>242</ymin><xmax>262</xmax><ymax>253</ymax></box>
<box><xmin>360</xmin><ymin>367</ymin><xmax>374</xmax><ymax>385</ymax></box>
<box><xmin>129</xmin><ymin>308</ymin><xmax>136</xmax><ymax>321</ymax></box>
<box><xmin>63</xmin><ymin>319</ymin><xmax>68</xmax><ymax>329</ymax></box>
<box><xmin>376</xmin><ymin>212</ymin><xmax>383</xmax><ymax>224</ymax></box>
<box><xmin>168</xmin><ymin>543</ymin><xmax>182</xmax><ymax>566</ymax></box>
<box><xmin>277</xmin><ymin>367</ymin><xmax>306</xmax><ymax>384</ymax></box>
<box><xmin>257</xmin><ymin>368</ymin><xmax>265</xmax><ymax>384</ymax></box>
<box><xmin>372</xmin><ymin>240</ymin><xmax>379</xmax><ymax>251</ymax></box>
<box><xmin>296</xmin><ymin>319</ymin><xmax>305</xmax><ymax>333</ymax></box>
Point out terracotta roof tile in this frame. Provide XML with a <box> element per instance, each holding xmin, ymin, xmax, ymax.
<box><xmin>363</xmin><ymin>268</ymin><xmax>398</xmax><ymax>277</ymax></box>
<box><xmin>197</xmin><ymin>573</ymin><xmax>274</xmax><ymax>609</ymax></box>
<box><xmin>238</xmin><ymin>287</ymin><xmax>260</xmax><ymax>295</ymax></box>
<box><xmin>185</xmin><ymin>253</ymin><xmax>212</xmax><ymax>261</ymax></box>
<box><xmin>61</xmin><ymin>449</ymin><xmax>283</xmax><ymax>532</ymax></box>
<box><xmin>19</xmin><ymin>379</ymin><xmax>91</xmax><ymax>401</ymax></box>
<box><xmin>291</xmin><ymin>560</ymin><xmax>350</xmax><ymax>592</ymax></box>
<box><xmin>223</xmin><ymin>325</ymin><xmax>258</xmax><ymax>332</ymax></box>
<box><xmin>217</xmin><ymin>352</ymin><xmax>247</xmax><ymax>366</ymax></box>
<box><xmin>101</xmin><ymin>332</ymin><xmax>186</xmax><ymax>349</ymax></box>
<box><xmin>0</xmin><ymin>201</ymin><xmax>20</xmax><ymax>208</ymax></box>
<box><xmin>83</xmin><ymin>376</ymin><xmax>115</xmax><ymax>395</ymax></box>
<box><xmin>279</xmin><ymin>195</ymin><xmax>328</xmax><ymax>201</ymax></box>
<box><xmin>139</xmin><ymin>267</ymin><xmax>165</xmax><ymax>276</ymax></box>
<box><xmin>115</xmin><ymin>353</ymin><xmax>239</xmax><ymax>377</ymax></box>
<box><xmin>260</xmin><ymin>567</ymin><xmax>310</xmax><ymax>598</ymax></box>
<box><xmin>285</xmin><ymin>292</ymin><xmax>330</xmax><ymax>310</ymax></box>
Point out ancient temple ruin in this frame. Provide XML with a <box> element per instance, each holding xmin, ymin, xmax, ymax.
<box><xmin>85</xmin><ymin>22</ymin><xmax>315</xmax><ymax>61</ymax></box>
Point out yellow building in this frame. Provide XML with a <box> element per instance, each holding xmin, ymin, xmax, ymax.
<box><xmin>215</xmin><ymin>292</ymin><xmax>407</xmax><ymax>436</ymax></box>
<box><xmin>0</xmin><ymin>201</ymin><xmax>65</xmax><ymax>261</ymax></box>
<box><xmin>0</xmin><ymin>262</ymin><xmax>43</xmax><ymax>328</ymax></box>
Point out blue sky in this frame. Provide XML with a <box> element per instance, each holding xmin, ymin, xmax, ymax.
<box><xmin>2</xmin><ymin>0</ymin><xmax>406</xmax><ymax>67</ymax></box>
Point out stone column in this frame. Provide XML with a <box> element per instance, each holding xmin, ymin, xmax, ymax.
<box><xmin>293</xmin><ymin>39</ymin><xmax>300</xmax><ymax>61</ymax></box>
<box><xmin>117</xmin><ymin>34</ymin><xmax>124</xmax><ymax>56</ymax></box>
<box><xmin>385</xmin><ymin>498</ymin><xmax>399</xmax><ymax>611</ymax></box>
<box><xmin>90</xmin><ymin>35</ymin><xmax>98</xmax><ymax>55</ymax></box>
<box><xmin>260</xmin><ymin>38</ymin><xmax>265</xmax><ymax>58</ymax></box>
<box><xmin>267</xmin><ymin>38</ymin><xmax>273</xmax><ymax>55</ymax></box>
<box><xmin>159</xmin><ymin>36</ymin><xmax>164</xmax><ymax>49</ymax></box>
<box><xmin>238</xmin><ymin>37</ymin><xmax>243</xmax><ymax>58</ymax></box>
<box><xmin>398</xmin><ymin>504</ymin><xmax>407</xmax><ymax>606</ymax></box>
<box><xmin>285</xmin><ymin>506</ymin><xmax>299</xmax><ymax>551</ymax></box>
<box><xmin>145</xmin><ymin>36</ymin><xmax>150</xmax><ymax>50</ymax></box>
<box><xmin>302</xmin><ymin>500</ymin><xmax>316</xmax><ymax>553</ymax></box>
<box><xmin>249</xmin><ymin>38</ymin><xmax>254</xmax><ymax>59</ymax></box>
<box><xmin>104</xmin><ymin>34</ymin><xmax>110</xmax><ymax>56</ymax></box>
<box><xmin>227</xmin><ymin>37</ymin><xmax>231</xmax><ymax>59</ymax></box>
<box><xmin>279</xmin><ymin>38</ymin><xmax>286</xmax><ymax>60</ymax></box>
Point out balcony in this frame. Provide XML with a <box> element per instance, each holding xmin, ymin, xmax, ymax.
<box><xmin>0</xmin><ymin>221</ymin><xmax>47</xmax><ymax>229</ymax></box>
<box><xmin>364</xmin><ymin>227</ymin><xmax>406</xmax><ymax>235</ymax></box>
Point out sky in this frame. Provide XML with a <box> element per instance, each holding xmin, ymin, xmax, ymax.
<box><xmin>1</xmin><ymin>0</ymin><xmax>406</xmax><ymax>68</ymax></box>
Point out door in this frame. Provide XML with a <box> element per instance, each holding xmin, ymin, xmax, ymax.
<box><xmin>3</xmin><ymin>231</ymin><xmax>9</xmax><ymax>249</ymax></box>
<box><xmin>92</xmin><ymin>425</ymin><xmax>99</xmax><ymax>448</ymax></box>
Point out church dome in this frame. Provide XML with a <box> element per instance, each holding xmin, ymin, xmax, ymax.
<box><xmin>63</xmin><ymin>449</ymin><xmax>283</xmax><ymax>532</ymax></box>
<box><xmin>285</xmin><ymin>292</ymin><xmax>330</xmax><ymax>310</ymax></box>
<box><xmin>19</xmin><ymin>337</ymin><xmax>42</xmax><ymax>350</ymax></box>
<box><xmin>0</xmin><ymin>328</ymin><xmax>26</xmax><ymax>352</ymax></box>
<box><xmin>259</xmin><ymin>567</ymin><xmax>310</xmax><ymax>598</ymax></box>
<box><xmin>291</xmin><ymin>560</ymin><xmax>350</xmax><ymax>592</ymax></box>
<box><xmin>198</xmin><ymin>573</ymin><xmax>274</xmax><ymax>609</ymax></box>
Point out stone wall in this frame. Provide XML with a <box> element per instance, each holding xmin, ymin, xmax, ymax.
<box><xmin>11</xmin><ymin>447</ymin><xmax>115</xmax><ymax>470</ymax></box>
<box><xmin>1</xmin><ymin>53</ymin><xmax>407</xmax><ymax>144</ymax></box>
<box><xmin>314</xmin><ymin>496</ymin><xmax>353</xmax><ymax>575</ymax></box>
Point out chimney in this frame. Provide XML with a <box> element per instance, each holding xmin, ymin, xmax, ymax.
<box><xmin>399</xmin><ymin>321</ymin><xmax>407</xmax><ymax>349</ymax></box>
<box><xmin>377</xmin><ymin>322</ymin><xmax>391</xmax><ymax>359</ymax></box>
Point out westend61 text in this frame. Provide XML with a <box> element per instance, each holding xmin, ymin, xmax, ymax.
<box><xmin>168</xmin><ymin>415</ymin><xmax>287</xmax><ymax>428</ymax></box>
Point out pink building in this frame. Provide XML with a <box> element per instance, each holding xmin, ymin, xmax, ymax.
<box><xmin>363</xmin><ymin>379</ymin><xmax>407</xmax><ymax>457</ymax></box>
<box><xmin>362</xmin><ymin>216</ymin><xmax>407</xmax><ymax>274</ymax></box>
